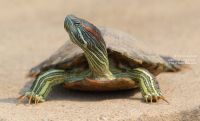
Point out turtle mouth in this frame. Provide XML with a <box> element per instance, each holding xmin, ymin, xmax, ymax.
<box><xmin>64</xmin><ymin>22</ymin><xmax>74</xmax><ymax>34</ymax></box>
<box><xmin>64</xmin><ymin>15</ymin><xmax>74</xmax><ymax>32</ymax></box>
<box><xmin>64</xmin><ymin>23</ymin><xmax>70</xmax><ymax>31</ymax></box>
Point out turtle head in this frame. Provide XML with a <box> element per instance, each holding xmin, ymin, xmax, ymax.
<box><xmin>64</xmin><ymin>14</ymin><xmax>114</xmax><ymax>80</ymax></box>
<box><xmin>64</xmin><ymin>14</ymin><xmax>105</xmax><ymax>49</ymax></box>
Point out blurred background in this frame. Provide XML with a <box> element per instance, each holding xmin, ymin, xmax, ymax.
<box><xmin>0</xmin><ymin>0</ymin><xmax>199</xmax><ymax>120</ymax></box>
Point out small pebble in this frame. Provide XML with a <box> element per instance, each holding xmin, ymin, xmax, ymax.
<box><xmin>99</xmin><ymin>115</ymin><xmax>106</xmax><ymax>120</ymax></box>
<box><xmin>138</xmin><ymin>117</ymin><xmax>142</xmax><ymax>121</ymax></box>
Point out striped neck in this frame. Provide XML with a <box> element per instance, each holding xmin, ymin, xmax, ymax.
<box><xmin>68</xmin><ymin>30</ymin><xmax>114</xmax><ymax>81</ymax></box>
<box><xmin>83</xmin><ymin>43</ymin><xmax>114</xmax><ymax>80</ymax></box>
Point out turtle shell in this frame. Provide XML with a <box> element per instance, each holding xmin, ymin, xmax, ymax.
<box><xmin>28</xmin><ymin>27</ymin><xmax>167</xmax><ymax>77</ymax></box>
<box><xmin>27</xmin><ymin>27</ymin><xmax>168</xmax><ymax>91</ymax></box>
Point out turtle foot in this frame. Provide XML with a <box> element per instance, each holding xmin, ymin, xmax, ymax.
<box><xmin>17</xmin><ymin>91</ymin><xmax>45</xmax><ymax>105</ymax></box>
<box><xmin>143</xmin><ymin>95</ymin><xmax>170</xmax><ymax>104</ymax></box>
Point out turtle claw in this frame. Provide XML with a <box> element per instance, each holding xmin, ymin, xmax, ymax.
<box><xmin>17</xmin><ymin>92</ymin><xmax>45</xmax><ymax>106</ymax></box>
<box><xmin>159</xmin><ymin>96</ymin><xmax>170</xmax><ymax>104</ymax></box>
<box><xmin>17</xmin><ymin>94</ymin><xmax>41</xmax><ymax>106</ymax></box>
<box><xmin>16</xmin><ymin>95</ymin><xmax>28</xmax><ymax>106</ymax></box>
<box><xmin>154</xmin><ymin>95</ymin><xmax>159</xmax><ymax>102</ymax></box>
<box><xmin>144</xmin><ymin>95</ymin><xmax>169</xmax><ymax>104</ymax></box>
<box><xmin>145</xmin><ymin>98</ymin><xmax>148</xmax><ymax>103</ymax></box>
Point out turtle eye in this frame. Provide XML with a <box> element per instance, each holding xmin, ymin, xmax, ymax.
<box><xmin>75</xmin><ymin>22</ymin><xmax>80</xmax><ymax>26</ymax></box>
<box><xmin>74</xmin><ymin>21</ymin><xmax>81</xmax><ymax>26</ymax></box>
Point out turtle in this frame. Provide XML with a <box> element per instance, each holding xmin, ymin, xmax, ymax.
<box><xmin>17</xmin><ymin>14</ymin><xmax>184</xmax><ymax>105</ymax></box>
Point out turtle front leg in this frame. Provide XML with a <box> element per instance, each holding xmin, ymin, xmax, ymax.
<box><xmin>17</xmin><ymin>69</ymin><xmax>66</xmax><ymax>105</ymax></box>
<box><xmin>131</xmin><ymin>68</ymin><xmax>169</xmax><ymax>104</ymax></box>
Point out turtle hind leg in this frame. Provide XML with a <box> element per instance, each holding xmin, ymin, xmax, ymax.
<box><xmin>160</xmin><ymin>55</ymin><xmax>187</xmax><ymax>72</ymax></box>
<box><xmin>17</xmin><ymin>69</ymin><xmax>66</xmax><ymax>105</ymax></box>
<box><xmin>131</xmin><ymin>68</ymin><xmax>169</xmax><ymax>104</ymax></box>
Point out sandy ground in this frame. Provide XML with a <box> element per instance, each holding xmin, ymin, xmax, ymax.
<box><xmin>0</xmin><ymin>0</ymin><xmax>200</xmax><ymax>121</ymax></box>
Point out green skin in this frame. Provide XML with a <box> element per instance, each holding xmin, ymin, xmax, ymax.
<box><xmin>17</xmin><ymin>15</ymin><xmax>169</xmax><ymax>105</ymax></box>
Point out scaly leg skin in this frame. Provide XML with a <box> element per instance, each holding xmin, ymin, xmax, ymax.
<box><xmin>131</xmin><ymin>68</ymin><xmax>170</xmax><ymax>104</ymax></box>
<box><xmin>17</xmin><ymin>69</ymin><xmax>66</xmax><ymax>105</ymax></box>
